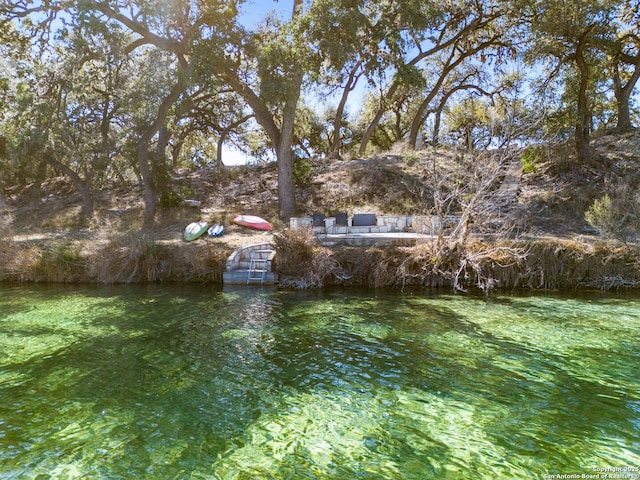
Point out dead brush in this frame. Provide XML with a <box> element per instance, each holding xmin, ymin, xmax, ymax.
<box><xmin>349</xmin><ymin>247</ymin><xmax>401</xmax><ymax>288</ymax></box>
<box><xmin>453</xmin><ymin>238</ymin><xmax>640</xmax><ymax>291</ymax></box>
<box><xmin>272</xmin><ymin>227</ymin><xmax>315</xmax><ymax>274</ymax></box>
<box><xmin>480</xmin><ymin>238</ymin><xmax>594</xmax><ymax>289</ymax></box>
<box><xmin>87</xmin><ymin>231</ymin><xmax>166</xmax><ymax>283</ymax></box>
<box><xmin>162</xmin><ymin>243</ymin><xmax>230</xmax><ymax>283</ymax></box>
<box><xmin>0</xmin><ymin>237</ymin><xmax>41</xmax><ymax>282</ymax></box>
<box><xmin>0</xmin><ymin>221</ymin><xmax>43</xmax><ymax>281</ymax></box>
<box><xmin>387</xmin><ymin>239</ymin><xmax>529</xmax><ymax>293</ymax></box>
<box><xmin>273</xmin><ymin>228</ymin><xmax>345</xmax><ymax>288</ymax></box>
<box><xmin>453</xmin><ymin>241</ymin><xmax>528</xmax><ymax>293</ymax></box>
<box><xmin>327</xmin><ymin>246</ymin><xmax>405</xmax><ymax>288</ymax></box>
<box><xmin>394</xmin><ymin>242</ymin><xmax>456</xmax><ymax>288</ymax></box>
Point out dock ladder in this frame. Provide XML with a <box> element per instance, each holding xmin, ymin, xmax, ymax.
<box><xmin>247</xmin><ymin>249</ymin><xmax>273</xmax><ymax>284</ymax></box>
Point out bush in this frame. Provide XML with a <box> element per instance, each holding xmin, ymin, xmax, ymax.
<box><xmin>273</xmin><ymin>228</ymin><xmax>345</xmax><ymax>288</ymax></box>
<box><xmin>293</xmin><ymin>157</ymin><xmax>313</xmax><ymax>187</ymax></box>
<box><xmin>585</xmin><ymin>193</ymin><xmax>639</xmax><ymax>244</ymax></box>
<box><xmin>159</xmin><ymin>184</ymin><xmax>196</xmax><ymax>209</ymax></box>
<box><xmin>35</xmin><ymin>241</ymin><xmax>87</xmax><ymax>282</ymax></box>
<box><xmin>521</xmin><ymin>145</ymin><xmax>544</xmax><ymax>174</ymax></box>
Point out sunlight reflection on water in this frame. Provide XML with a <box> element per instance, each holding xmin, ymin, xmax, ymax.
<box><xmin>0</xmin><ymin>284</ymin><xmax>639</xmax><ymax>478</ymax></box>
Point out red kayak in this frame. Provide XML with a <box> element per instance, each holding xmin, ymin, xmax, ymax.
<box><xmin>233</xmin><ymin>214</ymin><xmax>272</xmax><ymax>231</ymax></box>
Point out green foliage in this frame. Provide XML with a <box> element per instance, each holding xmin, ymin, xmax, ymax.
<box><xmin>36</xmin><ymin>241</ymin><xmax>87</xmax><ymax>282</ymax></box>
<box><xmin>293</xmin><ymin>157</ymin><xmax>313</xmax><ymax>187</ymax></box>
<box><xmin>585</xmin><ymin>193</ymin><xmax>640</xmax><ymax>244</ymax></box>
<box><xmin>159</xmin><ymin>184</ymin><xmax>196</xmax><ymax>209</ymax></box>
<box><xmin>0</xmin><ymin>0</ymin><xmax>637</xmax><ymax>219</ymax></box>
<box><xmin>153</xmin><ymin>157</ymin><xmax>187</xmax><ymax>209</ymax></box>
<box><xmin>445</xmin><ymin>97</ymin><xmax>493</xmax><ymax>150</ymax></box>
<box><xmin>159</xmin><ymin>190</ymin><xmax>182</xmax><ymax>209</ymax></box>
<box><xmin>402</xmin><ymin>152</ymin><xmax>420</xmax><ymax>165</ymax></box>
<box><xmin>521</xmin><ymin>146</ymin><xmax>544</xmax><ymax>174</ymax></box>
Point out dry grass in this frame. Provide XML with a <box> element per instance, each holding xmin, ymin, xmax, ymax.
<box><xmin>273</xmin><ymin>228</ymin><xmax>347</xmax><ymax>288</ymax></box>
<box><xmin>34</xmin><ymin>241</ymin><xmax>87</xmax><ymax>283</ymax></box>
<box><xmin>273</xmin><ymin>233</ymin><xmax>640</xmax><ymax>292</ymax></box>
<box><xmin>496</xmin><ymin>238</ymin><xmax>640</xmax><ymax>290</ymax></box>
<box><xmin>0</xmin><ymin>215</ymin><xmax>43</xmax><ymax>282</ymax></box>
<box><xmin>162</xmin><ymin>242</ymin><xmax>230</xmax><ymax>283</ymax></box>
<box><xmin>87</xmin><ymin>232</ymin><xmax>165</xmax><ymax>283</ymax></box>
<box><xmin>0</xmin><ymin>238</ymin><xmax>41</xmax><ymax>282</ymax></box>
<box><xmin>0</xmin><ymin>221</ymin><xmax>232</xmax><ymax>284</ymax></box>
<box><xmin>87</xmin><ymin>230</ymin><xmax>231</xmax><ymax>284</ymax></box>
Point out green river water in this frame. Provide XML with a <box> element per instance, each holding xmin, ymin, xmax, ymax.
<box><xmin>0</xmin><ymin>284</ymin><xmax>638</xmax><ymax>479</ymax></box>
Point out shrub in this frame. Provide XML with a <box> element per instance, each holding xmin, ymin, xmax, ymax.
<box><xmin>273</xmin><ymin>228</ymin><xmax>345</xmax><ymax>288</ymax></box>
<box><xmin>35</xmin><ymin>241</ymin><xmax>87</xmax><ymax>282</ymax></box>
<box><xmin>272</xmin><ymin>228</ymin><xmax>315</xmax><ymax>275</ymax></box>
<box><xmin>293</xmin><ymin>157</ymin><xmax>313</xmax><ymax>187</ymax></box>
<box><xmin>159</xmin><ymin>190</ymin><xmax>183</xmax><ymax>208</ymax></box>
<box><xmin>159</xmin><ymin>184</ymin><xmax>197</xmax><ymax>209</ymax></box>
<box><xmin>521</xmin><ymin>145</ymin><xmax>544</xmax><ymax>174</ymax></box>
<box><xmin>585</xmin><ymin>193</ymin><xmax>639</xmax><ymax>244</ymax></box>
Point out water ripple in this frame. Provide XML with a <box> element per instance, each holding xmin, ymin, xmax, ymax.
<box><xmin>0</xmin><ymin>286</ymin><xmax>639</xmax><ymax>478</ymax></box>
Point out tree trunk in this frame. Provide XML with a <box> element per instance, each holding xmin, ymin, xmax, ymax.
<box><xmin>216</xmin><ymin>114</ymin><xmax>253</xmax><ymax>168</ymax></box>
<box><xmin>277</xmin><ymin>77</ymin><xmax>302</xmax><ymax>220</ymax></box>
<box><xmin>220</xmin><ymin>2</ymin><xmax>303</xmax><ymax>220</ymax></box>
<box><xmin>137</xmin><ymin>142</ymin><xmax>157</xmax><ymax>225</ymax></box>
<box><xmin>171</xmin><ymin>140</ymin><xmax>183</xmax><ymax>169</ymax></box>
<box><xmin>358</xmin><ymin>83</ymin><xmax>399</xmax><ymax>155</ymax></box>
<box><xmin>224</xmin><ymin>68</ymin><xmax>298</xmax><ymax>218</ymax></box>
<box><xmin>432</xmin><ymin>109</ymin><xmax>442</xmax><ymax>146</ymax></box>
<box><xmin>615</xmin><ymin>88</ymin><xmax>634</xmax><ymax>132</ymax></box>
<box><xmin>575</xmin><ymin>30</ymin><xmax>593</xmax><ymax>163</ymax></box>
<box><xmin>331</xmin><ymin>61</ymin><xmax>363</xmax><ymax>158</ymax></box>
<box><xmin>46</xmin><ymin>156</ymin><xmax>94</xmax><ymax>218</ymax></box>
<box><xmin>0</xmin><ymin>182</ymin><xmax>6</xmax><ymax>210</ymax></box>
<box><xmin>276</xmin><ymin>146</ymin><xmax>296</xmax><ymax>219</ymax></box>
<box><xmin>216</xmin><ymin>135</ymin><xmax>226</xmax><ymax>169</ymax></box>
<box><xmin>357</xmin><ymin>14</ymin><xmax>491</xmax><ymax>155</ymax></box>
<box><xmin>156</xmin><ymin>126</ymin><xmax>171</xmax><ymax>162</ymax></box>
<box><xmin>138</xmin><ymin>80</ymin><xmax>184</xmax><ymax>225</ymax></box>
<box><xmin>267</xmin><ymin>0</ymin><xmax>304</xmax><ymax>220</ymax></box>
<box><xmin>408</xmin><ymin>52</ymin><xmax>458</xmax><ymax>148</ymax></box>
<box><xmin>613</xmin><ymin>61</ymin><xmax>640</xmax><ymax>132</ymax></box>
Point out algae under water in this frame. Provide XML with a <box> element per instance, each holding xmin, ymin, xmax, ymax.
<box><xmin>0</xmin><ymin>283</ymin><xmax>639</xmax><ymax>479</ymax></box>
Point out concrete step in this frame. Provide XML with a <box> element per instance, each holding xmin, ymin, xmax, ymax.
<box><xmin>226</xmin><ymin>244</ymin><xmax>275</xmax><ymax>271</ymax></box>
<box><xmin>223</xmin><ymin>269</ymin><xmax>278</xmax><ymax>285</ymax></box>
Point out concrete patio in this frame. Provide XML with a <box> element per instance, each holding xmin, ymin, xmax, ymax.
<box><xmin>290</xmin><ymin>214</ymin><xmax>442</xmax><ymax>246</ymax></box>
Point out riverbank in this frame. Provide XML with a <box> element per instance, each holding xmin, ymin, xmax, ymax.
<box><xmin>1</xmin><ymin>225</ymin><xmax>638</xmax><ymax>292</ymax></box>
<box><xmin>1</xmin><ymin>133</ymin><xmax>639</xmax><ymax>291</ymax></box>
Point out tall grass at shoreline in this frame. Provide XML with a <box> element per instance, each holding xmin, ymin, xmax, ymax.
<box><xmin>1</xmin><ymin>226</ymin><xmax>639</xmax><ymax>291</ymax></box>
<box><xmin>273</xmin><ymin>229</ymin><xmax>640</xmax><ymax>291</ymax></box>
<box><xmin>0</xmin><ymin>229</ymin><xmax>230</xmax><ymax>284</ymax></box>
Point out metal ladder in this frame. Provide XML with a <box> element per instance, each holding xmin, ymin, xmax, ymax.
<box><xmin>247</xmin><ymin>249</ymin><xmax>272</xmax><ymax>284</ymax></box>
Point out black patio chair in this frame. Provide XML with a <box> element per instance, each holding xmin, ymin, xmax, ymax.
<box><xmin>312</xmin><ymin>212</ymin><xmax>326</xmax><ymax>230</ymax></box>
<box><xmin>333</xmin><ymin>212</ymin><xmax>348</xmax><ymax>234</ymax></box>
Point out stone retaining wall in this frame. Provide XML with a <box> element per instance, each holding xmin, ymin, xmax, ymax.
<box><xmin>290</xmin><ymin>215</ymin><xmax>443</xmax><ymax>235</ymax></box>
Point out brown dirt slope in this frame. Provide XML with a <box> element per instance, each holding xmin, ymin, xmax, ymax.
<box><xmin>1</xmin><ymin>131</ymin><xmax>639</xmax><ymax>248</ymax></box>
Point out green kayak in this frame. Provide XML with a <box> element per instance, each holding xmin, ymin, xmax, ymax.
<box><xmin>184</xmin><ymin>221</ymin><xmax>208</xmax><ymax>241</ymax></box>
